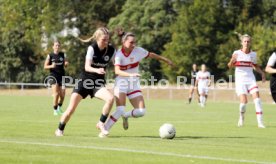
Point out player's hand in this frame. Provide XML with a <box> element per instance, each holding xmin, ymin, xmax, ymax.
<box><xmin>167</xmin><ymin>59</ymin><xmax>174</xmax><ymax>67</ymax></box>
<box><xmin>51</xmin><ymin>62</ymin><xmax>56</xmax><ymax>68</ymax></box>
<box><xmin>130</xmin><ymin>73</ymin><xmax>141</xmax><ymax>77</ymax></box>
<box><xmin>64</xmin><ymin>61</ymin><xmax>69</xmax><ymax>67</ymax></box>
<box><xmin>97</xmin><ymin>68</ymin><xmax>106</xmax><ymax>74</ymax></box>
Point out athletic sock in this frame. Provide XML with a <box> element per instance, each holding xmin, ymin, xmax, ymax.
<box><xmin>100</xmin><ymin>114</ymin><xmax>108</xmax><ymax>123</ymax></box>
<box><xmin>58</xmin><ymin>122</ymin><xmax>66</xmax><ymax>131</ymax></box>
<box><xmin>254</xmin><ymin>98</ymin><xmax>263</xmax><ymax>124</ymax></box>
<box><xmin>105</xmin><ymin>106</ymin><xmax>125</xmax><ymax>131</ymax></box>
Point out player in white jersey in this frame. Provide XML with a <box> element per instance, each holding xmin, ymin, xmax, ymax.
<box><xmin>228</xmin><ymin>34</ymin><xmax>265</xmax><ymax>128</ymax></box>
<box><xmin>104</xmin><ymin>32</ymin><xmax>173</xmax><ymax>134</ymax></box>
<box><xmin>195</xmin><ymin>64</ymin><xmax>211</xmax><ymax>107</ymax></box>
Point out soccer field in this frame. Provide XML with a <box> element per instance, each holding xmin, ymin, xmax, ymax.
<box><xmin>1</xmin><ymin>95</ymin><xmax>276</xmax><ymax>164</ymax></box>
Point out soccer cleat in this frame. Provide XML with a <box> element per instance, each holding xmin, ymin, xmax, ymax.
<box><xmin>55</xmin><ymin>129</ymin><xmax>64</xmax><ymax>137</ymax></box>
<box><xmin>98</xmin><ymin>132</ymin><xmax>108</xmax><ymax>138</ymax></box>
<box><xmin>237</xmin><ymin>116</ymin><xmax>244</xmax><ymax>127</ymax></box>
<box><xmin>258</xmin><ymin>123</ymin><xmax>265</xmax><ymax>128</ymax></box>
<box><xmin>53</xmin><ymin>110</ymin><xmax>59</xmax><ymax>116</ymax></box>
<box><xmin>57</xmin><ymin>106</ymin><xmax>64</xmax><ymax>115</ymax></box>
<box><xmin>122</xmin><ymin>116</ymin><xmax>129</xmax><ymax>130</ymax></box>
<box><xmin>96</xmin><ymin>122</ymin><xmax>109</xmax><ymax>136</ymax></box>
<box><xmin>200</xmin><ymin>103</ymin><xmax>205</xmax><ymax>108</ymax></box>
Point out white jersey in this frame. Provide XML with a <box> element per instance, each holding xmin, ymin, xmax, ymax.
<box><xmin>196</xmin><ymin>71</ymin><xmax>210</xmax><ymax>87</ymax></box>
<box><xmin>233</xmin><ymin>50</ymin><xmax>257</xmax><ymax>83</ymax></box>
<box><xmin>114</xmin><ymin>47</ymin><xmax>149</xmax><ymax>74</ymax></box>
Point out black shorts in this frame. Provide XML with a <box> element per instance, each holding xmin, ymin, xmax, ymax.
<box><xmin>73</xmin><ymin>78</ymin><xmax>105</xmax><ymax>99</ymax></box>
<box><xmin>48</xmin><ymin>74</ymin><xmax>65</xmax><ymax>87</ymax></box>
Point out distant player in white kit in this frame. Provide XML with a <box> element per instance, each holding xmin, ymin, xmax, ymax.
<box><xmin>227</xmin><ymin>33</ymin><xmax>266</xmax><ymax>128</ymax></box>
<box><xmin>195</xmin><ymin>64</ymin><xmax>211</xmax><ymax>107</ymax></box>
<box><xmin>104</xmin><ymin>32</ymin><xmax>173</xmax><ymax>134</ymax></box>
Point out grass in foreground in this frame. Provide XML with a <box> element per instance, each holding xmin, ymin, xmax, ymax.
<box><xmin>0</xmin><ymin>95</ymin><xmax>276</xmax><ymax>164</ymax></box>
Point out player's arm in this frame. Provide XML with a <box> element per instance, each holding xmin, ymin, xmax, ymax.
<box><xmin>227</xmin><ymin>54</ymin><xmax>237</xmax><ymax>68</ymax></box>
<box><xmin>265</xmin><ymin>65</ymin><xmax>276</xmax><ymax>74</ymax></box>
<box><xmin>64</xmin><ymin>54</ymin><xmax>69</xmax><ymax>67</ymax></box>
<box><xmin>148</xmin><ymin>52</ymin><xmax>173</xmax><ymax>66</ymax></box>
<box><xmin>208</xmin><ymin>74</ymin><xmax>211</xmax><ymax>87</ymax></box>
<box><xmin>114</xmin><ymin>65</ymin><xmax>140</xmax><ymax>77</ymax></box>
<box><xmin>253</xmin><ymin>64</ymin><xmax>266</xmax><ymax>83</ymax></box>
<box><xmin>85</xmin><ymin>59</ymin><xmax>105</xmax><ymax>74</ymax></box>
<box><xmin>44</xmin><ymin>55</ymin><xmax>55</xmax><ymax>69</ymax></box>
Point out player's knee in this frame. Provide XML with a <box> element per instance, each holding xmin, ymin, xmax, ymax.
<box><xmin>106</xmin><ymin>96</ymin><xmax>114</xmax><ymax>105</ymax></box>
<box><xmin>136</xmin><ymin>108</ymin><xmax>146</xmax><ymax>117</ymax></box>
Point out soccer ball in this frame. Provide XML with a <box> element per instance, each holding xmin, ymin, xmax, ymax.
<box><xmin>159</xmin><ymin>123</ymin><xmax>176</xmax><ymax>139</ymax></box>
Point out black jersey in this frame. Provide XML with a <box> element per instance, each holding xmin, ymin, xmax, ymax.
<box><xmin>49</xmin><ymin>52</ymin><xmax>66</xmax><ymax>75</ymax></box>
<box><xmin>191</xmin><ymin>70</ymin><xmax>197</xmax><ymax>80</ymax></box>
<box><xmin>82</xmin><ymin>42</ymin><xmax>115</xmax><ymax>80</ymax></box>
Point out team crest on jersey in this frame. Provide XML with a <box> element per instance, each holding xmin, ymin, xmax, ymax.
<box><xmin>59</xmin><ymin>57</ymin><xmax>64</xmax><ymax>61</ymax></box>
<box><xmin>130</xmin><ymin>57</ymin><xmax>134</xmax><ymax>62</ymax></box>
<box><xmin>104</xmin><ymin>56</ymin><xmax>110</xmax><ymax>61</ymax></box>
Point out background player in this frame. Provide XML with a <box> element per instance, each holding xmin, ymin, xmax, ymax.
<box><xmin>188</xmin><ymin>63</ymin><xmax>199</xmax><ymax>104</ymax></box>
<box><xmin>44</xmin><ymin>41</ymin><xmax>69</xmax><ymax>116</ymax></box>
<box><xmin>195</xmin><ymin>64</ymin><xmax>211</xmax><ymax>107</ymax></box>
<box><xmin>227</xmin><ymin>33</ymin><xmax>265</xmax><ymax>128</ymax></box>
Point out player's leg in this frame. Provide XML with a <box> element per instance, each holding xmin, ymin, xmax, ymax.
<box><xmin>55</xmin><ymin>92</ymin><xmax>83</xmax><ymax>136</ymax></box>
<box><xmin>57</xmin><ymin>85</ymin><xmax>66</xmax><ymax>114</ymax></box>
<box><xmin>104</xmin><ymin>85</ymin><xmax>127</xmax><ymax>132</ymax></box>
<box><xmin>52</xmin><ymin>84</ymin><xmax>61</xmax><ymax>115</ymax></box>
<box><xmin>198</xmin><ymin>86</ymin><xmax>205</xmax><ymax>107</ymax></box>
<box><xmin>250</xmin><ymin>84</ymin><xmax>265</xmax><ymax>128</ymax></box>
<box><xmin>188</xmin><ymin>86</ymin><xmax>194</xmax><ymax>104</ymax></box>
<box><xmin>236</xmin><ymin>83</ymin><xmax>248</xmax><ymax>127</ymax></box>
<box><xmin>94</xmin><ymin>87</ymin><xmax>114</xmax><ymax>136</ymax></box>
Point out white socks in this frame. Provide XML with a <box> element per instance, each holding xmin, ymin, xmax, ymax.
<box><xmin>123</xmin><ymin>108</ymin><xmax>146</xmax><ymax>118</ymax></box>
<box><xmin>105</xmin><ymin>106</ymin><xmax>125</xmax><ymax>131</ymax></box>
<box><xmin>254</xmin><ymin>98</ymin><xmax>263</xmax><ymax>124</ymax></box>
<box><xmin>239</xmin><ymin>103</ymin><xmax>246</xmax><ymax>117</ymax></box>
<box><xmin>200</xmin><ymin>95</ymin><xmax>206</xmax><ymax>106</ymax></box>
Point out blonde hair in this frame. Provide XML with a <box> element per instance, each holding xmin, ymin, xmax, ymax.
<box><xmin>79</xmin><ymin>27</ymin><xmax>109</xmax><ymax>43</ymax></box>
<box><xmin>234</xmin><ymin>32</ymin><xmax>251</xmax><ymax>41</ymax></box>
<box><xmin>121</xmin><ymin>32</ymin><xmax>135</xmax><ymax>42</ymax></box>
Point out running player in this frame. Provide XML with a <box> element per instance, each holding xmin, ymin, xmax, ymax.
<box><xmin>188</xmin><ymin>64</ymin><xmax>199</xmax><ymax>104</ymax></box>
<box><xmin>55</xmin><ymin>27</ymin><xmax>116</xmax><ymax>137</ymax></box>
<box><xmin>227</xmin><ymin>33</ymin><xmax>266</xmax><ymax>128</ymax></box>
<box><xmin>195</xmin><ymin>64</ymin><xmax>211</xmax><ymax>107</ymax></box>
<box><xmin>265</xmin><ymin>51</ymin><xmax>276</xmax><ymax>103</ymax></box>
<box><xmin>44</xmin><ymin>41</ymin><xmax>69</xmax><ymax>116</ymax></box>
<box><xmin>104</xmin><ymin>32</ymin><xmax>173</xmax><ymax>134</ymax></box>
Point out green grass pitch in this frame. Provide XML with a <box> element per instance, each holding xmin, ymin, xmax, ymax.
<box><xmin>1</xmin><ymin>95</ymin><xmax>276</xmax><ymax>164</ymax></box>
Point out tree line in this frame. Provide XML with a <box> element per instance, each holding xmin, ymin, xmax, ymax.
<box><xmin>0</xmin><ymin>0</ymin><xmax>275</xmax><ymax>83</ymax></box>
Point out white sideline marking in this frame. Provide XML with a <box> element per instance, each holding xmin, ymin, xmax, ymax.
<box><xmin>0</xmin><ymin>140</ymin><xmax>275</xmax><ymax>164</ymax></box>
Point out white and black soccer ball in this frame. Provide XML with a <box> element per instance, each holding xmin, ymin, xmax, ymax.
<box><xmin>159</xmin><ymin>123</ymin><xmax>176</xmax><ymax>139</ymax></box>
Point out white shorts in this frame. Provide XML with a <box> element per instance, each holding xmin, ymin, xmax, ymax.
<box><xmin>114</xmin><ymin>77</ymin><xmax>142</xmax><ymax>99</ymax></box>
<box><xmin>198</xmin><ymin>85</ymin><xmax>208</xmax><ymax>95</ymax></box>
<box><xmin>235</xmin><ymin>82</ymin><xmax>259</xmax><ymax>96</ymax></box>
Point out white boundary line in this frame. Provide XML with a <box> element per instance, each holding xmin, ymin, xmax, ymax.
<box><xmin>0</xmin><ymin>140</ymin><xmax>275</xmax><ymax>164</ymax></box>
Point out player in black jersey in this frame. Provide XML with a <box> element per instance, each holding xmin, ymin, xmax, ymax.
<box><xmin>55</xmin><ymin>27</ymin><xmax>115</xmax><ymax>138</ymax></box>
<box><xmin>44</xmin><ymin>41</ymin><xmax>69</xmax><ymax>116</ymax></box>
<box><xmin>188</xmin><ymin>64</ymin><xmax>199</xmax><ymax>104</ymax></box>
<box><xmin>265</xmin><ymin>51</ymin><xmax>276</xmax><ymax>103</ymax></box>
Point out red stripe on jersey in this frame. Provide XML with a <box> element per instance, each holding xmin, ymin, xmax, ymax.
<box><xmin>248</xmin><ymin>86</ymin><xmax>258</xmax><ymax>92</ymax></box>
<box><xmin>256</xmin><ymin>112</ymin><xmax>263</xmax><ymax>115</ymax></box>
<box><xmin>198</xmin><ymin>77</ymin><xmax>209</xmax><ymax>80</ymax></box>
<box><xmin>234</xmin><ymin>61</ymin><xmax>255</xmax><ymax>67</ymax></box>
<box><xmin>127</xmin><ymin>90</ymin><xmax>141</xmax><ymax>96</ymax></box>
<box><xmin>117</xmin><ymin>62</ymin><xmax>140</xmax><ymax>70</ymax></box>
<box><xmin>110</xmin><ymin>115</ymin><xmax>117</xmax><ymax>122</ymax></box>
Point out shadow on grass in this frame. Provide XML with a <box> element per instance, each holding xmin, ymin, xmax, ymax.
<box><xmin>109</xmin><ymin>135</ymin><xmax>247</xmax><ymax>140</ymax></box>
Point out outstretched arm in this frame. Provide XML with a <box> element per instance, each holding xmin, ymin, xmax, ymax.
<box><xmin>114</xmin><ymin>65</ymin><xmax>140</xmax><ymax>77</ymax></box>
<box><xmin>148</xmin><ymin>52</ymin><xmax>173</xmax><ymax>66</ymax></box>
